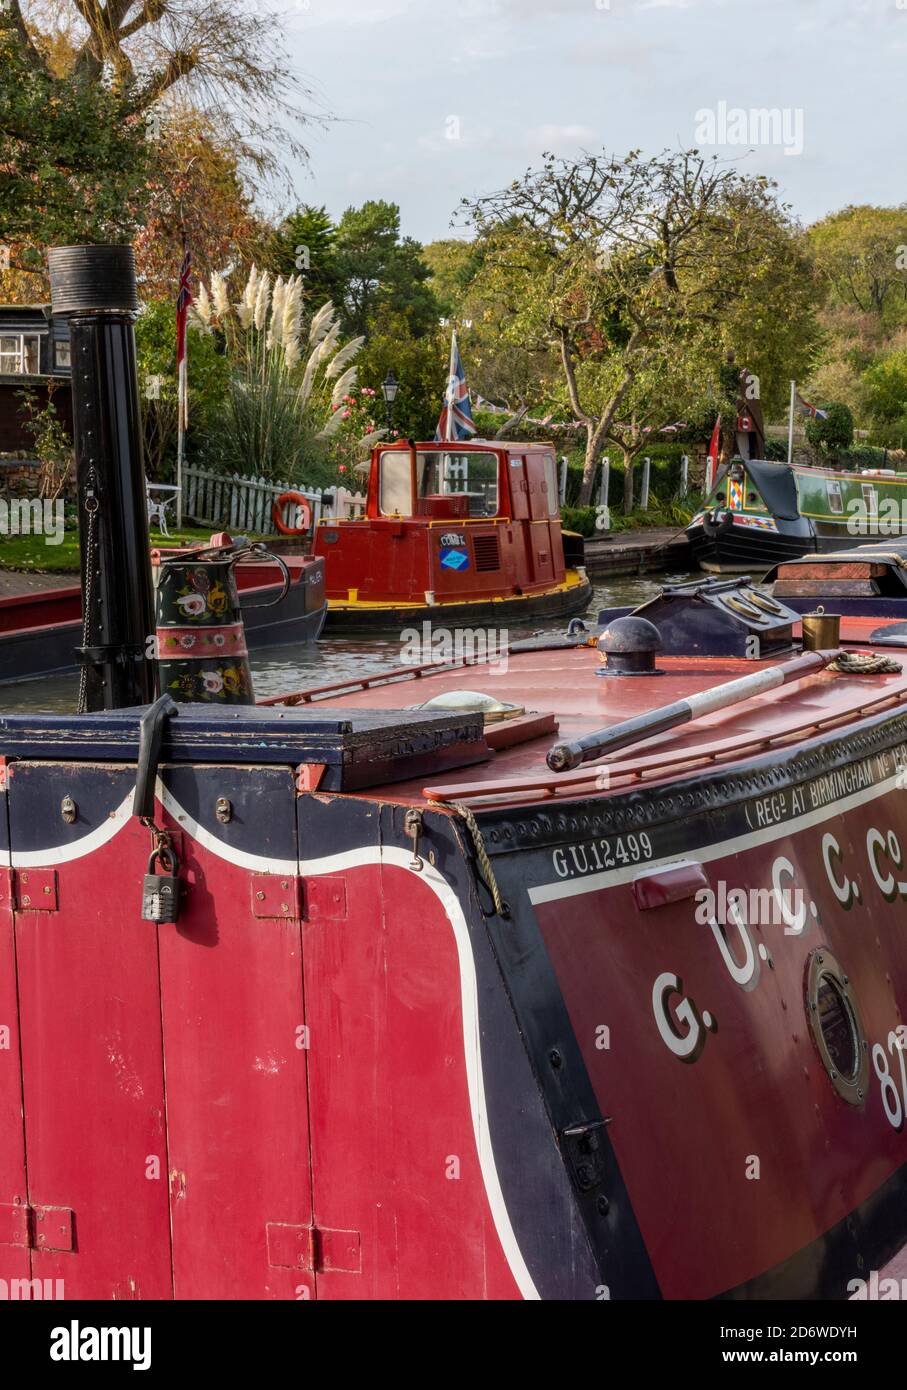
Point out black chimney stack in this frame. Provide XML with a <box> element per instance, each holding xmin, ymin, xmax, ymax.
<box><xmin>48</xmin><ymin>246</ymin><xmax>156</xmax><ymax>711</ymax></box>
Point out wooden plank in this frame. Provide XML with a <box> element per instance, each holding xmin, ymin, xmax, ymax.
<box><xmin>775</xmin><ymin>562</ymin><xmax>884</xmax><ymax>579</ymax></box>
<box><xmin>774</xmin><ymin>579</ymin><xmax>880</xmax><ymax>597</ymax></box>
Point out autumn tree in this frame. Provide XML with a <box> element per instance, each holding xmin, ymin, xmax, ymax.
<box><xmin>463</xmin><ymin>149</ymin><xmax>820</xmax><ymax>505</ymax></box>
<box><xmin>809</xmin><ymin>205</ymin><xmax>907</xmax><ymax>324</ymax></box>
<box><xmin>0</xmin><ymin>13</ymin><xmax>152</xmax><ymax>262</ymax></box>
<box><xmin>133</xmin><ymin>106</ymin><xmax>270</xmax><ymax>298</ymax></box>
<box><xmin>10</xmin><ymin>0</ymin><xmax>322</xmax><ymax>181</ymax></box>
<box><xmin>424</xmin><ymin>236</ymin><xmax>559</xmax><ymax>427</ymax></box>
<box><xmin>803</xmin><ymin>205</ymin><xmax>907</xmax><ymax>436</ymax></box>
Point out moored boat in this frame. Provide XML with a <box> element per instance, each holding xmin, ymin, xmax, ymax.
<box><xmin>312</xmin><ymin>438</ymin><xmax>592</xmax><ymax>629</ymax></box>
<box><xmin>0</xmin><ymin>542</ymin><xmax>326</xmax><ymax>684</ymax></box>
<box><xmin>5</xmin><ymin>245</ymin><xmax>907</xmax><ymax>1303</ymax></box>
<box><xmin>687</xmin><ymin>457</ymin><xmax>907</xmax><ymax>573</ymax></box>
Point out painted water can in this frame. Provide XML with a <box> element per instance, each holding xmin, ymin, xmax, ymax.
<box><xmin>155</xmin><ymin>542</ymin><xmax>288</xmax><ymax>703</ymax></box>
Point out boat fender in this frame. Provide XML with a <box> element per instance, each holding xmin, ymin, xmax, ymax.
<box><xmin>702</xmin><ymin>507</ymin><xmax>733</xmax><ymax>539</ymax></box>
<box><xmin>272</xmin><ymin>492</ymin><xmax>313</xmax><ymax>535</ymax></box>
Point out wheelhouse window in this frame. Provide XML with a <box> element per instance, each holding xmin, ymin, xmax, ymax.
<box><xmin>0</xmin><ymin>333</ymin><xmax>41</xmax><ymax>375</ymax></box>
<box><xmin>826</xmin><ymin>480</ymin><xmax>844</xmax><ymax>514</ymax></box>
<box><xmin>379</xmin><ymin>450</ymin><xmax>500</xmax><ymax>518</ymax></box>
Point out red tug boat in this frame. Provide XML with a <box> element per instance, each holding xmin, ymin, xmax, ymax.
<box><xmin>313</xmin><ymin>437</ymin><xmax>592</xmax><ymax>629</ymax></box>
<box><xmin>1</xmin><ymin>247</ymin><xmax>907</xmax><ymax>1302</ymax></box>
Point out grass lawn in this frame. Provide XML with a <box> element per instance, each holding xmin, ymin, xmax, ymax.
<box><xmin>0</xmin><ymin>527</ymin><xmax>241</xmax><ymax>574</ymax></box>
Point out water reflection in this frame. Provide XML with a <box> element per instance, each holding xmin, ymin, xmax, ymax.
<box><xmin>0</xmin><ymin>572</ymin><xmax>697</xmax><ymax>714</ymax></box>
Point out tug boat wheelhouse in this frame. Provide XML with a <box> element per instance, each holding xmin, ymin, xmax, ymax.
<box><xmin>3</xmin><ymin>246</ymin><xmax>907</xmax><ymax>1303</ymax></box>
<box><xmin>687</xmin><ymin>457</ymin><xmax>907</xmax><ymax>573</ymax></box>
<box><xmin>312</xmin><ymin>438</ymin><xmax>592</xmax><ymax>629</ymax></box>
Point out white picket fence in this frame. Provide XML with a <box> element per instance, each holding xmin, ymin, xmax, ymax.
<box><xmin>183</xmin><ymin>467</ymin><xmax>365</xmax><ymax>535</ymax></box>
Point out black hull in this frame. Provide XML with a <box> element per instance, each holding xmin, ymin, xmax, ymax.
<box><xmin>687</xmin><ymin>518</ymin><xmax>815</xmax><ymax>576</ymax></box>
<box><xmin>323</xmin><ymin>575</ymin><xmax>593</xmax><ymax>632</ymax></box>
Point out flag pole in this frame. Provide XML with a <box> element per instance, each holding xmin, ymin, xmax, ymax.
<box><xmin>446</xmin><ymin>331</ymin><xmax>457</xmax><ymax>444</ymax></box>
<box><xmin>787</xmin><ymin>380</ymin><xmax>796</xmax><ymax>465</ymax></box>
<box><xmin>176</xmin><ymin>353</ymin><xmax>186</xmax><ymax>530</ymax></box>
<box><xmin>175</xmin><ymin>245</ymin><xmax>192</xmax><ymax>532</ymax></box>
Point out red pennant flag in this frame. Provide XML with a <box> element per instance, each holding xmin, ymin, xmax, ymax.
<box><xmin>705</xmin><ymin>414</ymin><xmax>721</xmax><ymax>494</ymax></box>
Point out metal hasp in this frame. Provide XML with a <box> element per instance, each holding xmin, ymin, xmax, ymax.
<box><xmin>47</xmin><ymin>245</ymin><xmax>156</xmax><ymax>711</ymax></box>
<box><xmin>132</xmin><ymin>694</ymin><xmax>179</xmax><ymax>820</ymax></box>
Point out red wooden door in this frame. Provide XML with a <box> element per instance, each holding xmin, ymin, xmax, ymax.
<box><xmin>9</xmin><ymin>763</ymin><xmax>173</xmax><ymax>1300</ymax></box>
<box><xmin>6</xmin><ymin>759</ymin><xmax>314</xmax><ymax>1301</ymax></box>
<box><xmin>301</xmin><ymin>852</ymin><xmax>522</xmax><ymax>1300</ymax></box>
<box><xmin>157</xmin><ymin>766</ymin><xmax>314</xmax><ymax>1300</ymax></box>
<box><xmin>507</xmin><ymin>455</ymin><xmax>530</xmax><ymax>520</ymax></box>
<box><xmin>0</xmin><ymin>767</ymin><xmax>30</xmax><ymax>1291</ymax></box>
<box><xmin>525</xmin><ymin>455</ymin><xmax>555</xmax><ymax>585</ymax></box>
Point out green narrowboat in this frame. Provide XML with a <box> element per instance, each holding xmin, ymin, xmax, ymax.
<box><xmin>686</xmin><ymin>457</ymin><xmax>907</xmax><ymax>573</ymax></box>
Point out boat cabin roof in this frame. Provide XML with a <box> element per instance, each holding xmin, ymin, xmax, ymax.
<box><xmin>262</xmin><ymin>609</ymin><xmax>907</xmax><ymax>809</ymax></box>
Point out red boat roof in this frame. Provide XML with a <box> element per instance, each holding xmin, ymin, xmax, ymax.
<box><xmin>269</xmin><ymin>614</ymin><xmax>907</xmax><ymax>810</ymax></box>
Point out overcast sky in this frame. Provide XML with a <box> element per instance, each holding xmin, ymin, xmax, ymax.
<box><xmin>279</xmin><ymin>0</ymin><xmax>905</xmax><ymax>244</ymax></box>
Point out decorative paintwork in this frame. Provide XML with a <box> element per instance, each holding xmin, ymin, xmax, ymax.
<box><xmin>688</xmin><ymin>458</ymin><xmax>907</xmax><ymax>572</ymax></box>
<box><xmin>156</xmin><ymin>557</ymin><xmax>254</xmax><ymax>704</ymax></box>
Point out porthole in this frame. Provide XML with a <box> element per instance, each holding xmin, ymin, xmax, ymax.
<box><xmin>805</xmin><ymin>950</ymin><xmax>869</xmax><ymax>1106</ymax></box>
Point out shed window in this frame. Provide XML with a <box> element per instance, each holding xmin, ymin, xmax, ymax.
<box><xmin>0</xmin><ymin>334</ymin><xmax>41</xmax><ymax>375</ymax></box>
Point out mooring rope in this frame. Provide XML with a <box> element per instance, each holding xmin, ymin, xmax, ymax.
<box><xmin>830</xmin><ymin>651</ymin><xmax>903</xmax><ymax>675</ymax></box>
<box><xmin>450</xmin><ymin>802</ymin><xmax>509</xmax><ymax>918</ymax></box>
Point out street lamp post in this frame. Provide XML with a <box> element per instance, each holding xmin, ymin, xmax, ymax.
<box><xmin>382</xmin><ymin>370</ymin><xmax>398</xmax><ymax>433</ymax></box>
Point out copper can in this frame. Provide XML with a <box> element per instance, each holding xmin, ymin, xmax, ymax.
<box><xmin>801</xmin><ymin>605</ymin><xmax>841</xmax><ymax>651</ymax></box>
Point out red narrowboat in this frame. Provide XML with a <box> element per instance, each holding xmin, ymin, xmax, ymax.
<box><xmin>4</xmin><ymin>247</ymin><xmax>907</xmax><ymax>1306</ymax></box>
<box><xmin>312</xmin><ymin>438</ymin><xmax>592</xmax><ymax>629</ymax></box>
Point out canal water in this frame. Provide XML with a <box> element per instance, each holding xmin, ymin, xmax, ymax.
<box><xmin>1</xmin><ymin>572</ymin><xmax>696</xmax><ymax>714</ymax></box>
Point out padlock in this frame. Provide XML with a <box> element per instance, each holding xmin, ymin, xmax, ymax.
<box><xmin>141</xmin><ymin>845</ymin><xmax>180</xmax><ymax>923</ymax></box>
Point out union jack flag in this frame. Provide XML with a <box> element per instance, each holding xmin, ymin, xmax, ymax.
<box><xmin>435</xmin><ymin>332</ymin><xmax>476</xmax><ymax>442</ymax></box>
<box><xmin>176</xmin><ymin>250</ymin><xmax>193</xmax><ymax>366</ymax></box>
<box><xmin>796</xmin><ymin>392</ymin><xmax>828</xmax><ymax>420</ymax></box>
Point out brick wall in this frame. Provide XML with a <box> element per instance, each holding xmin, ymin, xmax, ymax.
<box><xmin>0</xmin><ymin>460</ymin><xmax>43</xmax><ymax>500</ymax></box>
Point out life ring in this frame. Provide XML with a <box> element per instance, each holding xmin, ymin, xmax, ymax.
<box><xmin>272</xmin><ymin>492</ymin><xmax>313</xmax><ymax>535</ymax></box>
